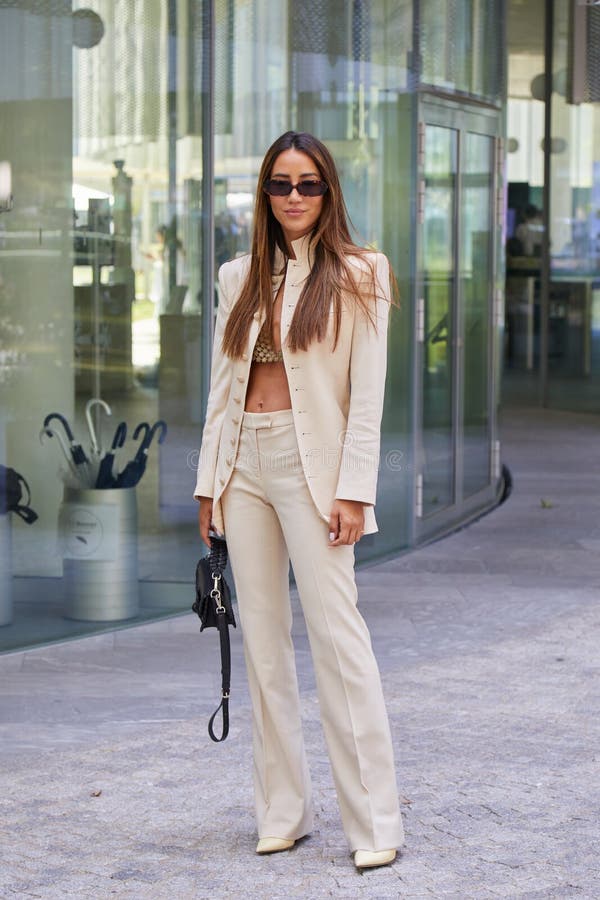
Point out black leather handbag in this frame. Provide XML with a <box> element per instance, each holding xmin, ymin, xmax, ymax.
<box><xmin>192</xmin><ymin>534</ymin><xmax>236</xmax><ymax>742</ymax></box>
<box><xmin>0</xmin><ymin>466</ymin><xmax>38</xmax><ymax>525</ymax></box>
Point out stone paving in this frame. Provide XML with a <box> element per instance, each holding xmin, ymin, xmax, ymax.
<box><xmin>1</xmin><ymin>407</ymin><xmax>599</xmax><ymax>899</ymax></box>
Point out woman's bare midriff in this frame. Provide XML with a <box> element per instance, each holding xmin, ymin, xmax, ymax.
<box><xmin>244</xmin><ymin>280</ymin><xmax>292</xmax><ymax>413</ymax></box>
<box><xmin>244</xmin><ymin>360</ymin><xmax>292</xmax><ymax>412</ymax></box>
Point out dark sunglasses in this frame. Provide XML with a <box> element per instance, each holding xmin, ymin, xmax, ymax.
<box><xmin>263</xmin><ymin>179</ymin><xmax>329</xmax><ymax>198</ymax></box>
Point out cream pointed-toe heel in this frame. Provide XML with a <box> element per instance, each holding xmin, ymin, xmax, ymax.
<box><xmin>354</xmin><ymin>849</ymin><xmax>397</xmax><ymax>870</ymax></box>
<box><xmin>256</xmin><ymin>837</ymin><xmax>295</xmax><ymax>855</ymax></box>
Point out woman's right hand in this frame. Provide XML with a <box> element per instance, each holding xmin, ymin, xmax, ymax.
<box><xmin>197</xmin><ymin>497</ymin><xmax>214</xmax><ymax>548</ymax></box>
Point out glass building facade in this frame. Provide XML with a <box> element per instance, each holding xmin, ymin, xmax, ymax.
<box><xmin>504</xmin><ymin>0</ymin><xmax>600</xmax><ymax>412</ymax></box>
<box><xmin>1</xmin><ymin>0</ymin><xmax>508</xmax><ymax>651</ymax></box>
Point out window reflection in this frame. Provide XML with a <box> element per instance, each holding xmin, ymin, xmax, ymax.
<box><xmin>0</xmin><ymin>0</ymin><xmax>507</xmax><ymax>651</ymax></box>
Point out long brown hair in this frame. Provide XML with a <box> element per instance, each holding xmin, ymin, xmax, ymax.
<box><xmin>222</xmin><ymin>131</ymin><xmax>393</xmax><ymax>359</ymax></box>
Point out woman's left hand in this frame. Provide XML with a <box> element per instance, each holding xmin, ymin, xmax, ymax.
<box><xmin>328</xmin><ymin>499</ymin><xmax>365</xmax><ymax>546</ymax></box>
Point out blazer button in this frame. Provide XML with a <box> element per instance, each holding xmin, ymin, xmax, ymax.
<box><xmin>233</xmin><ymin>396</ymin><xmax>241</xmax><ymax>404</ymax></box>
<box><xmin>253</xmin><ymin>312</ymin><xmax>260</xmax><ymax>321</ymax></box>
<box><xmin>236</xmin><ymin>375</ymin><xmax>244</xmax><ymax>383</ymax></box>
<box><xmin>226</xmin><ymin>455</ymin><xmax>233</xmax><ymax>466</ymax></box>
<box><xmin>242</xmin><ymin>353</ymin><xmax>248</xmax><ymax>361</ymax></box>
<box><xmin>230</xmin><ymin>437</ymin><xmax>236</xmax><ymax>446</ymax></box>
<box><xmin>232</xmin><ymin>417</ymin><xmax>240</xmax><ymax>425</ymax></box>
<box><xmin>219</xmin><ymin>477</ymin><xmax>225</xmax><ymax>485</ymax></box>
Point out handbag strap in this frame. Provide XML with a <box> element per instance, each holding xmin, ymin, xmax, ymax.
<box><xmin>208</xmin><ymin>601</ymin><xmax>231</xmax><ymax>742</ymax></box>
<box><xmin>208</xmin><ymin>538</ymin><xmax>228</xmax><ymax>576</ymax></box>
<box><xmin>14</xmin><ymin>502</ymin><xmax>38</xmax><ymax>525</ymax></box>
<box><xmin>13</xmin><ymin>474</ymin><xmax>38</xmax><ymax>524</ymax></box>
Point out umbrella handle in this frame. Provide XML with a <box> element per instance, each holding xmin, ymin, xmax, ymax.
<box><xmin>43</xmin><ymin>412</ymin><xmax>75</xmax><ymax>444</ymax></box>
<box><xmin>118</xmin><ymin>423</ymin><xmax>150</xmax><ymax>473</ymax></box>
<box><xmin>147</xmin><ymin>420</ymin><xmax>168</xmax><ymax>449</ymax></box>
<box><xmin>132</xmin><ymin>422</ymin><xmax>151</xmax><ymax>443</ymax></box>
<box><xmin>85</xmin><ymin>398</ymin><xmax>112</xmax><ymax>456</ymax></box>
<box><xmin>111</xmin><ymin>422</ymin><xmax>128</xmax><ymax>451</ymax></box>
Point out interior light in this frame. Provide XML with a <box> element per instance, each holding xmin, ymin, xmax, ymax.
<box><xmin>72</xmin><ymin>9</ymin><xmax>105</xmax><ymax>49</ymax></box>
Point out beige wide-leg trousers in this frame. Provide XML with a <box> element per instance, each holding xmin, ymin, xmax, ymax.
<box><xmin>221</xmin><ymin>408</ymin><xmax>404</xmax><ymax>852</ymax></box>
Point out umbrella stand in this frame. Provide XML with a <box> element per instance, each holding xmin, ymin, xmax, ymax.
<box><xmin>43</xmin><ymin>410</ymin><xmax>169</xmax><ymax>622</ymax></box>
<box><xmin>59</xmin><ymin>485</ymin><xmax>139</xmax><ymax>622</ymax></box>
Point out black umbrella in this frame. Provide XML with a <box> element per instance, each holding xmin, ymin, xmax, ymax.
<box><xmin>113</xmin><ymin>421</ymin><xmax>149</xmax><ymax>488</ymax></box>
<box><xmin>40</xmin><ymin>425</ymin><xmax>78</xmax><ymax>482</ymax></box>
<box><xmin>95</xmin><ymin>422</ymin><xmax>127</xmax><ymax>489</ymax></box>
<box><xmin>116</xmin><ymin>420</ymin><xmax>167</xmax><ymax>488</ymax></box>
<box><xmin>43</xmin><ymin>412</ymin><xmax>91</xmax><ymax>481</ymax></box>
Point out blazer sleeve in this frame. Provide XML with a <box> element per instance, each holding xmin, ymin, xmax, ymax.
<box><xmin>334</xmin><ymin>252</ymin><xmax>391</xmax><ymax>506</ymax></box>
<box><xmin>193</xmin><ymin>263</ymin><xmax>235</xmax><ymax>499</ymax></box>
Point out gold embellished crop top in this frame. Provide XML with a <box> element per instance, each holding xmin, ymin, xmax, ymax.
<box><xmin>252</xmin><ymin>320</ymin><xmax>283</xmax><ymax>363</ymax></box>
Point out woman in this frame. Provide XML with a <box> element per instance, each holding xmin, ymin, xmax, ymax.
<box><xmin>194</xmin><ymin>131</ymin><xmax>404</xmax><ymax>870</ymax></box>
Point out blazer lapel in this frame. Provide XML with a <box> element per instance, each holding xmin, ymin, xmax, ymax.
<box><xmin>279</xmin><ymin>234</ymin><xmax>314</xmax><ymax>347</ymax></box>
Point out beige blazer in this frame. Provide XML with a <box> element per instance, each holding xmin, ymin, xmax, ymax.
<box><xmin>193</xmin><ymin>232</ymin><xmax>391</xmax><ymax>536</ymax></box>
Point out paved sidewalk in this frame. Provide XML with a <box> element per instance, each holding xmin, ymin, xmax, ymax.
<box><xmin>1</xmin><ymin>407</ymin><xmax>599</xmax><ymax>899</ymax></box>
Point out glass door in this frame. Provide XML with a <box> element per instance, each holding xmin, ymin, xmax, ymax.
<box><xmin>415</xmin><ymin>100</ymin><xmax>500</xmax><ymax>540</ymax></box>
<box><xmin>462</xmin><ymin>130</ymin><xmax>495</xmax><ymax>499</ymax></box>
<box><xmin>419</xmin><ymin>122</ymin><xmax>458</xmax><ymax>518</ymax></box>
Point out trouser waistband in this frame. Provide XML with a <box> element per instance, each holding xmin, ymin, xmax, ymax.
<box><xmin>241</xmin><ymin>408</ymin><xmax>294</xmax><ymax>429</ymax></box>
